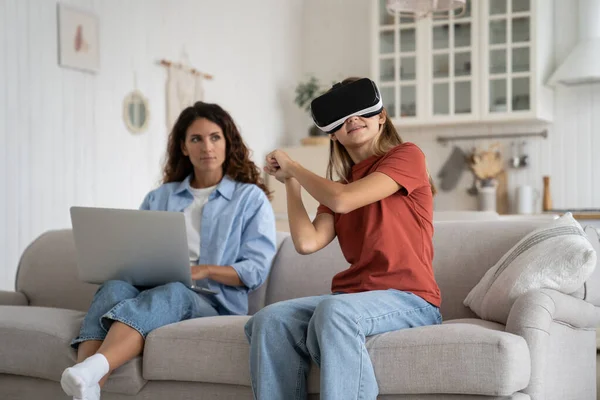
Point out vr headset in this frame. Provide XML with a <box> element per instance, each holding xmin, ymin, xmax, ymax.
<box><xmin>310</xmin><ymin>78</ymin><xmax>383</xmax><ymax>133</ymax></box>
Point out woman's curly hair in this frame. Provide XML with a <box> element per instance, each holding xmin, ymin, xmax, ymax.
<box><xmin>162</xmin><ymin>101</ymin><xmax>270</xmax><ymax>199</ymax></box>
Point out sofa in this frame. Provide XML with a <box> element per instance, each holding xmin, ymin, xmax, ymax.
<box><xmin>1</xmin><ymin>220</ymin><xmax>599</xmax><ymax>399</ymax></box>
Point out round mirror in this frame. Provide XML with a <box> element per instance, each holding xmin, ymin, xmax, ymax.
<box><xmin>123</xmin><ymin>90</ymin><xmax>150</xmax><ymax>134</ymax></box>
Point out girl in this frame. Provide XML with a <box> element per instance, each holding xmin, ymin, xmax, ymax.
<box><xmin>245</xmin><ymin>78</ymin><xmax>441</xmax><ymax>400</ymax></box>
<box><xmin>61</xmin><ymin>102</ymin><xmax>276</xmax><ymax>400</ymax></box>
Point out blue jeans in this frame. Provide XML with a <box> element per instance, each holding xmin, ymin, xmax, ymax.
<box><xmin>244</xmin><ymin>290</ymin><xmax>441</xmax><ymax>400</ymax></box>
<box><xmin>71</xmin><ymin>280</ymin><xmax>219</xmax><ymax>348</ymax></box>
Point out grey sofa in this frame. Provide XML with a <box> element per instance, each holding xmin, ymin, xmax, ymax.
<box><xmin>1</xmin><ymin>220</ymin><xmax>599</xmax><ymax>400</ymax></box>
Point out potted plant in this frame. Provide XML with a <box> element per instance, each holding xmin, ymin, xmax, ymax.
<box><xmin>294</xmin><ymin>76</ymin><xmax>331</xmax><ymax>137</ymax></box>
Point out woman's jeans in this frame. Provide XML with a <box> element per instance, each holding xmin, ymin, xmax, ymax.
<box><xmin>71</xmin><ymin>280</ymin><xmax>219</xmax><ymax>348</ymax></box>
<box><xmin>244</xmin><ymin>290</ymin><xmax>441</xmax><ymax>400</ymax></box>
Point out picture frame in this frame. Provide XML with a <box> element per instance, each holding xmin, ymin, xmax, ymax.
<box><xmin>56</xmin><ymin>3</ymin><xmax>99</xmax><ymax>73</ymax></box>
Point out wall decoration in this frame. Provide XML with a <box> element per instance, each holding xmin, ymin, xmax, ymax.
<box><xmin>57</xmin><ymin>3</ymin><xmax>99</xmax><ymax>73</ymax></box>
<box><xmin>123</xmin><ymin>90</ymin><xmax>150</xmax><ymax>134</ymax></box>
<box><xmin>159</xmin><ymin>59</ymin><xmax>213</xmax><ymax>129</ymax></box>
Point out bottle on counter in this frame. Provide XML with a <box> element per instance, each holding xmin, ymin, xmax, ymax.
<box><xmin>542</xmin><ymin>176</ymin><xmax>552</xmax><ymax>212</ymax></box>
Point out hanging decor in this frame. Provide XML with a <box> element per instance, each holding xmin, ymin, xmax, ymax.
<box><xmin>159</xmin><ymin>57</ymin><xmax>213</xmax><ymax>130</ymax></box>
<box><xmin>386</xmin><ymin>0</ymin><xmax>466</xmax><ymax>19</ymax></box>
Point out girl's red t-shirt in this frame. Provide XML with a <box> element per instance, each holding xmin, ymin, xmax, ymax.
<box><xmin>317</xmin><ymin>142</ymin><xmax>441</xmax><ymax>307</ymax></box>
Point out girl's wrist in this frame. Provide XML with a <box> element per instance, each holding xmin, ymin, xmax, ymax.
<box><xmin>288</xmin><ymin>160</ymin><xmax>301</xmax><ymax>178</ymax></box>
<box><xmin>285</xmin><ymin>177</ymin><xmax>301</xmax><ymax>193</ymax></box>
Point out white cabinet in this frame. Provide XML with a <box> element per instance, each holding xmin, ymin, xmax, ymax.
<box><xmin>425</xmin><ymin>0</ymin><xmax>480</xmax><ymax>124</ymax></box>
<box><xmin>371</xmin><ymin>0</ymin><xmax>553</xmax><ymax>127</ymax></box>
<box><xmin>480</xmin><ymin>0</ymin><xmax>553</xmax><ymax>122</ymax></box>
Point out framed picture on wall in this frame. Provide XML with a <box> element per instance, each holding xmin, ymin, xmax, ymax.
<box><xmin>56</xmin><ymin>3</ymin><xmax>99</xmax><ymax>73</ymax></box>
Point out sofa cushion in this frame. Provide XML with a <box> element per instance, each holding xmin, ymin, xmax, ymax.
<box><xmin>143</xmin><ymin>316</ymin><xmax>252</xmax><ymax>384</ymax></box>
<box><xmin>265</xmin><ymin>237</ymin><xmax>349</xmax><ymax>305</ymax></box>
<box><xmin>16</xmin><ymin>230</ymin><xmax>98</xmax><ymax>311</ymax></box>
<box><xmin>464</xmin><ymin>213</ymin><xmax>597</xmax><ymax>324</ymax></box>
<box><xmin>144</xmin><ymin>316</ymin><xmax>530</xmax><ymax>395</ymax></box>
<box><xmin>0</xmin><ymin>306</ymin><xmax>146</xmax><ymax>395</ymax></box>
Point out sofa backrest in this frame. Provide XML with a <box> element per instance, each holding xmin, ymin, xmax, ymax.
<box><xmin>16</xmin><ymin>229</ymin><xmax>287</xmax><ymax>314</ymax></box>
<box><xmin>17</xmin><ymin>230</ymin><xmax>97</xmax><ymax>311</ymax></box>
<box><xmin>265</xmin><ymin>220</ymin><xmax>572</xmax><ymax>320</ymax></box>
<box><xmin>16</xmin><ymin>220</ymin><xmax>600</xmax><ymax>320</ymax></box>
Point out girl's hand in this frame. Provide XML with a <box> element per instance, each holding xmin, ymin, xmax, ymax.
<box><xmin>266</xmin><ymin>150</ymin><xmax>294</xmax><ymax>172</ymax></box>
<box><xmin>264</xmin><ymin>150</ymin><xmax>295</xmax><ymax>183</ymax></box>
<box><xmin>264</xmin><ymin>165</ymin><xmax>290</xmax><ymax>183</ymax></box>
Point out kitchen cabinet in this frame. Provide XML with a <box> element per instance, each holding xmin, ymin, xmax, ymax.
<box><xmin>372</xmin><ymin>0</ymin><xmax>554</xmax><ymax>127</ymax></box>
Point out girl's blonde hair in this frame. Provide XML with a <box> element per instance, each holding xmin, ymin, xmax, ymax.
<box><xmin>325</xmin><ymin>78</ymin><xmax>437</xmax><ymax>196</ymax></box>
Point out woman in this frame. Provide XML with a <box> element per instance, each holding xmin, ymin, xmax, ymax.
<box><xmin>245</xmin><ymin>78</ymin><xmax>441</xmax><ymax>400</ymax></box>
<box><xmin>61</xmin><ymin>102</ymin><xmax>276</xmax><ymax>400</ymax></box>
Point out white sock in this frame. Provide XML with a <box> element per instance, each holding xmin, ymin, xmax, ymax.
<box><xmin>73</xmin><ymin>383</ymin><xmax>101</xmax><ymax>400</ymax></box>
<box><xmin>61</xmin><ymin>354</ymin><xmax>109</xmax><ymax>398</ymax></box>
<box><xmin>77</xmin><ymin>383</ymin><xmax>101</xmax><ymax>400</ymax></box>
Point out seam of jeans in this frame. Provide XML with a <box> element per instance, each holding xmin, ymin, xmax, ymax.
<box><xmin>99</xmin><ymin>301</ymin><xmax>124</xmax><ymax>333</ymax></box>
<box><xmin>103</xmin><ymin>312</ymin><xmax>147</xmax><ymax>337</ymax></box>
<box><xmin>362</xmin><ymin>304</ymin><xmax>435</xmax><ymax>325</ymax></box>
<box><xmin>295</xmin><ymin>357</ymin><xmax>304</xmax><ymax>400</ymax></box>
<box><xmin>97</xmin><ymin>314</ymin><xmax>110</xmax><ymax>333</ymax></box>
<box><xmin>357</xmin><ymin>340</ymin><xmax>365</xmax><ymax>400</ymax></box>
<box><xmin>70</xmin><ymin>335</ymin><xmax>106</xmax><ymax>349</ymax></box>
<box><xmin>100</xmin><ymin>298</ymin><xmax>134</xmax><ymax>332</ymax></box>
<box><xmin>304</xmin><ymin>340</ymin><xmax>321</xmax><ymax>366</ymax></box>
<box><xmin>250</xmin><ymin>357</ymin><xmax>258</xmax><ymax>400</ymax></box>
<box><xmin>79</xmin><ymin>315</ymin><xmax>108</xmax><ymax>336</ymax></box>
<box><xmin>350</xmin><ymin>315</ymin><xmax>368</xmax><ymax>400</ymax></box>
<box><xmin>293</xmin><ymin>336</ymin><xmax>308</xmax><ymax>356</ymax></box>
<box><xmin>102</xmin><ymin>299</ymin><xmax>146</xmax><ymax>337</ymax></box>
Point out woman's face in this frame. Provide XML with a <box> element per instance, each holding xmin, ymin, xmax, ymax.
<box><xmin>331</xmin><ymin>112</ymin><xmax>386</xmax><ymax>150</ymax></box>
<box><xmin>181</xmin><ymin>118</ymin><xmax>227</xmax><ymax>174</ymax></box>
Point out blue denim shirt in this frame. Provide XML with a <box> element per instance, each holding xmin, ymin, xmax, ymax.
<box><xmin>140</xmin><ymin>175</ymin><xmax>276</xmax><ymax>315</ymax></box>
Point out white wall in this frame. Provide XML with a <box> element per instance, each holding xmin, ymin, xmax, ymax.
<box><xmin>292</xmin><ymin>0</ymin><xmax>372</xmax><ymax>142</ymax></box>
<box><xmin>301</xmin><ymin>0</ymin><xmax>372</xmax><ymax>80</ymax></box>
<box><xmin>0</xmin><ymin>0</ymin><xmax>304</xmax><ymax>290</ymax></box>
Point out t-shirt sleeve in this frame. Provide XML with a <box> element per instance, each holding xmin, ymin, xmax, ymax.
<box><xmin>375</xmin><ymin>143</ymin><xmax>429</xmax><ymax>195</ymax></box>
<box><xmin>317</xmin><ymin>203</ymin><xmax>334</xmax><ymax>216</ymax></box>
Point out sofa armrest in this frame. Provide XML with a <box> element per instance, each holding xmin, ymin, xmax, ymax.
<box><xmin>0</xmin><ymin>290</ymin><xmax>29</xmax><ymax>306</ymax></box>
<box><xmin>507</xmin><ymin>288</ymin><xmax>599</xmax><ymax>331</ymax></box>
<box><xmin>506</xmin><ymin>289</ymin><xmax>599</xmax><ymax>399</ymax></box>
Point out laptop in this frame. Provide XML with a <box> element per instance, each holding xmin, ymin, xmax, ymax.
<box><xmin>70</xmin><ymin>206</ymin><xmax>217</xmax><ymax>295</ymax></box>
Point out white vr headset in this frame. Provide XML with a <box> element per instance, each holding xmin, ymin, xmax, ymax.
<box><xmin>310</xmin><ymin>78</ymin><xmax>384</xmax><ymax>133</ymax></box>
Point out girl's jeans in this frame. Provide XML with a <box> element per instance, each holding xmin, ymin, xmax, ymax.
<box><xmin>244</xmin><ymin>289</ymin><xmax>441</xmax><ymax>400</ymax></box>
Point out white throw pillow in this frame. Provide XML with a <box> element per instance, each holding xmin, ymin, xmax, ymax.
<box><xmin>464</xmin><ymin>213</ymin><xmax>597</xmax><ymax>324</ymax></box>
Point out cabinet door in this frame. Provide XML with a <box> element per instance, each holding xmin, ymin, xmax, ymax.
<box><xmin>428</xmin><ymin>0</ymin><xmax>478</xmax><ymax>120</ymax></box>
<box><xmin>482</xmin><ymin>0</ymin><xmax>532</xmax><ymax>117</ymax></box>
<box><xmin>374</xmin><ymin>0</ymin><xmax>419</xmax><ymax>122</ymax></box>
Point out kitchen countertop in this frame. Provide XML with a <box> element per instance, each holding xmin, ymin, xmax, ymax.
<box><xmin>545</xmin><ymin>209</ymin><xmax>600</xmax><ymax>220</ymax></box>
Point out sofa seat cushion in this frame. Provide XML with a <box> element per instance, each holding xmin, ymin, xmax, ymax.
<box><xmin>307</xmin><ymin>319</ymin><xmax>530</xmax><ymax>395</ymax></box>
<box><xmin>145</xmin><ymin>316</ymin><xmax>530</xmax><ymax>396</ymax></box>
<box><xmin>143</xmin><ymin>315</ymin><xmax>253</xmax><ymax>384</ymax></box>
<box><xmin>0</xmin><ymin>306</ymin><xmax>146</xmax><ymax>395</ymax></box>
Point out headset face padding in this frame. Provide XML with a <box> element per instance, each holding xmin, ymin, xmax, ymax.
<box><xmin>310</xmin><ymin>78</ymin><xmax>383</xmax><ymax>133</ymax></box>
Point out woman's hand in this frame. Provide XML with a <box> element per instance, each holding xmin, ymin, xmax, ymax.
<box><xmin>191</xmin><ymin>265</ymin><xmax>210</xmax><ymax>280</ymax></box>
<box><xmin>264</xmin><ymin>150</ymin><xmax>295</xmax><ymax>183</ymax></box>
<box><xmin>191</xmin><ymin>265</ymin><xmax>243</xmax><ymax>287</ymax></box>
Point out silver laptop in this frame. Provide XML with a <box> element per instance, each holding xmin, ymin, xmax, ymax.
<box><xmin>70</xmin><ymin>206</ymin><xmax>217</xmax><ymax>294</ymax></box>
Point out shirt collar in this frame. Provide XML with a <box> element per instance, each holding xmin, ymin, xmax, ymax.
<box><xmin>174</xmin><ymin>174</ymin><xmax>235</xmax><ymax>201</ymax></box>
<box><xmin>216</xmin><ymin>175</ymin><xmax>235</xmax><ymax>200</ymax></box>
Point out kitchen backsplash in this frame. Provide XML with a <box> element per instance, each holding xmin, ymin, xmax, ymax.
<box><xmin>401</xmin><ymin>83</ymin><xmax>600</xmax><ymax>214</ymax></box>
